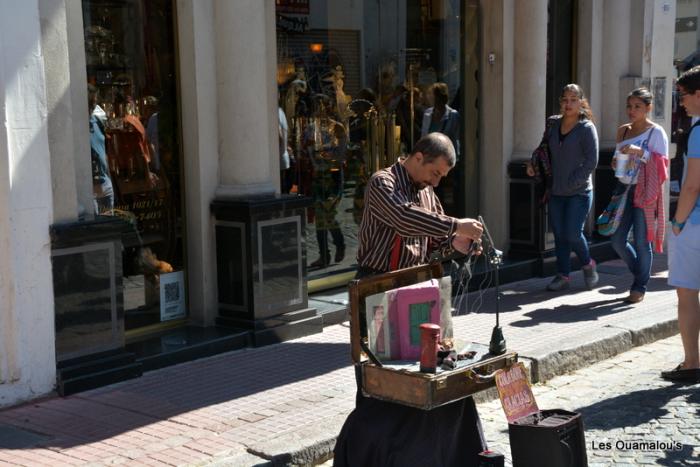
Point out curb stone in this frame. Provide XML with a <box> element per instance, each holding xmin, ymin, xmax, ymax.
<box><xmin>237</xmin><ymin>415</ymin><xmax>346</xmax><ymax>466</ymax></box>
<box><xmin>609</xmin><ymin>316</ymin><xmax>678</xmax><ymax>347</ymax></box>
<box><xmin>525</xmin><ymin>327</ymin><xmax>634</xmax><ymax>383</ymax></box>
<box><xmin>201</xmin><ymin>449</ymin><xmax>272</xmax><ymax>467</ymax></box>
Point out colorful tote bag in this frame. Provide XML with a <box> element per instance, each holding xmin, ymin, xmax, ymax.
<box><xmin>596</xmin><ymin>186</ymin><xmax>630</xmax><ymax>236</ymax></box>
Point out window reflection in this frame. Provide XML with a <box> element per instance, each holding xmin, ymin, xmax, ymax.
<box><xmin>671</xmin><ymin>1</ymin><xmax>700</xmax><ymax>207</ymax></box>
<box><xmin>276</xmin><ymin>0</ymin><xmax>468</xmax><ymax>279</ymax></box>
<box><xmin>83</xmin><ymin>0</ymin><xmax>184</xmax><ymax>330</ymax></box>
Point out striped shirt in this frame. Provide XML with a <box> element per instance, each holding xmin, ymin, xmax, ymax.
<box><xmin>357</xmin><ymin>161</ymin><xmax>456</xmax><ymax>272</ymax></box>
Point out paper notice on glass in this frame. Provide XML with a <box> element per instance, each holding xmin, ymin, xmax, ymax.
<box><xmin>495</xmin><ymin>362</ymin><xmax>539</xmax><ymax>424</ymax></box>
<box><xmin>160</xmin><ymin>271</ymin><xmax>186</xmax><ymax>321</ymax></box>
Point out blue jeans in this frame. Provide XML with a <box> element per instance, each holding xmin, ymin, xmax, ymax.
<box><xmin>610</xmin><ymin>183</ymin><xmax>652</xmax><ymax>293</ymax></box>
<box><xmin>548</xmin><ymin>193</ymin><xmax>593</xmax><ymax>276</ymax></box>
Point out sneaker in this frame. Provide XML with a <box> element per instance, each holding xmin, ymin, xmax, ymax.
<box><xmin>661</xmin><ymin>364</ymin><xmax>700</xmax><ymax>383</ymax></box>
<box><xmin>582</xmin><ymin>259</ymin><xmax>599</xmax><ymax>289</ymax></box>
<box><xmin>625</xmin><ymin>290</ymin><xmax>645</xmax><ymax>304</ymax></box>
<box><xmin>546</xmin><ymin>274</ymin><xmax>570</xmax><ymax>291</ymax></box>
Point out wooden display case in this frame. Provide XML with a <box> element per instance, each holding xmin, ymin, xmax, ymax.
<box><xmin>349</xmin><ymin>263</ymin><xmax>517</xmax><ymax>410</ymax></box>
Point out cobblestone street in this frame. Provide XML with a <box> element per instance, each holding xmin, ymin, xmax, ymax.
<box><xmin>478</xmin><ymin>335</ymin><xmax>700</xmax><ymax>466</ymax></box>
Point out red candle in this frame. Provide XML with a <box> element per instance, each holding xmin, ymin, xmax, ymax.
<box><xmin>419</xmin><ymin>323</ymin><xmax>441</xmax><ymax>373</ymax></box>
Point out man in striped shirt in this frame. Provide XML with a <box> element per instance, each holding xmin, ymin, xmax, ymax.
<box><xmin>335</xmin><ymin>132</ymin><xmax>490</xmax><ymax>465</ymax></box>
<box><xmin>356</xmin><ymin>132</ymin><xmax>483</xmax><ymax>277</ymax></box>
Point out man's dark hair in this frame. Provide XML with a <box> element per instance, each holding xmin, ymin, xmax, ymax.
<box><xmin>431</xmin><ymin>82</ymin><xmax>449</xmax><ymax>107</ymax></box>
<box><xmin>411</xmin><ymin>132</ymin><xmax>456</xmax><ymax>167</ymax></box>
<box><xmin>678</xmin><ymin>65</ymin><xmax>700</xmax><ymax>93</ymax></box>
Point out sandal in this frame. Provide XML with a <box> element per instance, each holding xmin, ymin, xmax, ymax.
<box><xmin>660</xmin><ymin>364</ymin><xmax>700</xmax><ymax>383</ymax></box>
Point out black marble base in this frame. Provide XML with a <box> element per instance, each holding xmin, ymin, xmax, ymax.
<box><xmin>251</xmin><ymin>314</ymin><xmax>322</xmax><ymax>347</ymax></box>
<box><xmin>126</xmin><ymin>326</ymin><xmax>250</xmax><ymax>372</ymax></box>
<box><xmin>319</xmin><ymin>307</ymin><xmax>349</xmax><ymax>326</ymax></box>
<box><xmin>217</xmin><ymin>307</ymin><xmax>322</xmax><ymax>347</ymax></box>
<box><xmin>212</xmin><ymin>194</ymin><xmax>319</xmax><ymax>346</ymax></box>
<box><xmin>217</xmin><ymin>307</ymin><xmax>317</xmax><ymax>330</ymax></box>
<box><xmin>508</xmin><ymin>160</ymin><xmax>555</xmax><ymax>256</ymax></box>
<box><xmin>51</xmin><ymin>216</ymin><xmax>131</xmax><ymax>362</ymax></box>
<box><xmin>56</xmin><ymin>348</ymin><xmax>142</xmax><ymax>396</ymax></box>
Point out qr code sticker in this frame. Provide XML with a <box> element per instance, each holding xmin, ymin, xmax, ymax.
<box><xmin>164</xmin><ymin>282</ymin><xmax>180</xmax><ymax>303</ymax></box>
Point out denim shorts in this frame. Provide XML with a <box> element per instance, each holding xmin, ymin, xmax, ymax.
<box><xmin>668</xmin><ymin>221</ymin><xmax>700</xmax><ymax>290</ymax></box>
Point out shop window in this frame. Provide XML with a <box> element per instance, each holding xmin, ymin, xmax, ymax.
<box><xmin>82</xmin><ymin>0</ymin><xmax>185</xmax><ymax>330</ymax></box>
<box><xmin>671</xmin><ymin>0</ymin><xmax>700</xmax><ymax>211</ymax></box>
<box><xmin>276</xmin><ymin>0</ymin><xmax>477</xmax><ymax>285</ymax></box>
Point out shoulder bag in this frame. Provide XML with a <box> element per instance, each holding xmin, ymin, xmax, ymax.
<box><xmin>596</xmin><ymin>128</ymin><xmax>655</xmax><ymax>236</ymax></box>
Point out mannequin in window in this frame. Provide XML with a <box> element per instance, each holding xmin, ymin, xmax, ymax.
<box><xmin>324</xmin><ymin>65</ymin><xmax>352</xmax><ymax>122</ymax></box>
<box><xmin>306</xmin><ymin>96</ymin><xmax>346</xmax><ymax>268</ymax></box>
<box><xmin>88</xmin><ymin>84</ymin><xmax>114</xmax><ymax>214</ymax></box>
<box><xmin>284</xmin><ymin>66</ymin><xmax>308</xmax><ymax>120</ymax></box>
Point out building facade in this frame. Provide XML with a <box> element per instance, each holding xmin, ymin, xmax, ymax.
<box><xmin>0</xmin><ymin>0</ymin><xmax>678</xmax><ymax>407</ymax></box>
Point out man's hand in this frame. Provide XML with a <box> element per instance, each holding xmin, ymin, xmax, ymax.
<box><xmin>452</xmin><ymin>236</ymin><xmax>482</xmax><ymax>255</ymax></box>
<box><xmin>455</xmin><ymin>218</ymin><xmax>483</xmax><ymax>241</ymax></box>
<box><xmin>525</xmin><ymin>161</ymin><xmax>535</xmax><ymax>177</ymax></box>
<box><xmin>620</xmin><ymin>144</ymin><xmax>643</xmax><ymax>157</ymax></box>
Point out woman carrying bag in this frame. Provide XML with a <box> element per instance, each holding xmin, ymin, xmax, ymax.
<box><xmin>662</xmin><ymin>66</ymin><xmax>700</xmax><ymax>383</ymax></box>
<box><xmin>609</xmin><ymin>88</ymin><xmax>669</xmax><ymax>304</ymax></box>
<box><xmin>527</xmin><ymin>83</ymin><xmax>599</xmax><ymax>291</ymax></box>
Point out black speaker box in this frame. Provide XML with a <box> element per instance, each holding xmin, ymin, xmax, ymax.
<box><xmin>508</xmin><ymin>409</ymin><xmax>587</xmax><ymax>467</ymax></box>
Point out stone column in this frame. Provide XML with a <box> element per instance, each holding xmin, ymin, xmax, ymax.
<box><xmin>66</xmin><ymin>0</ymin><xmax>94</xmax><ymax>218</ymax></box>
<box><xmin>209</xmin><ymin>0</ymin><xmax>318</xmax><ymax>345</ymax></box>
<box><xmin>512</xmin><ymin>0</ymin><xmax>548</xmax><ymax>159</ymax></box>
<box><xmin>39</xmin><ymin>0</ymin><xmax>81</xmax><ymax>223</ymax></box>
<box><xmin>177</xmin><ymin>0</ymin><xmax>220</xmax><ymax>325</ymax></box>
<box><xmin>480</xmin><ymin>0</ymin><xmax>514</xmax><ymax>248</ymax></box>
<box><xmin>0</xmin><ymin>0</ymin><xmax>56</xmax><ymax>407</ymax></box>
<box><xmin>504</xmin><ymin>0</ymin><xmax>550</xmax><ymax>257</ymax></box>
<box><xmin>600</xmin><ymin>0</ymin><xmax>631</xmax><ymax>147</ymax></box>
<box><xmin>576</xmin><ymin>0</ymin><xmax>603</xmax><ymax>121</ymax></box>
<box><xmin>213</xmin><ymin>0</ymin><xmax>278</xmax><ymax>198</ymax></box>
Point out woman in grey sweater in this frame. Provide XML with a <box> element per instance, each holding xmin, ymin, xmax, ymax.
<box><xmin>528</xmin><ymin>84</ymin><xmax>599</xmax><ymax>291</ymax></box>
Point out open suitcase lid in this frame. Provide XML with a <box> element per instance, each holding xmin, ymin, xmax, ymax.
<box><xmin>348</xmin><ymin>262</ymin><xmax>443</xmax><ymax>364</ymax></box>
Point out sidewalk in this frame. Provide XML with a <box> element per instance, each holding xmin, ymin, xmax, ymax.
<box><xmin>0</xmin><ymin>255</ymin><xmax>679</xmax><ymax>466</ymax></box>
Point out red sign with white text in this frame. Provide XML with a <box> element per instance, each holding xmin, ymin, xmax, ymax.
<box><xmin>495</xmin><ymin>362</ymin><xmax>539</xmax><ymax>423</ymax></box>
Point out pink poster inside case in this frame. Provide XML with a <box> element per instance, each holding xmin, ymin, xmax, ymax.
<box><xmin>396</xmin><ymin>279</ymin><xmax>441</xmax><ymax>360</ymax></box>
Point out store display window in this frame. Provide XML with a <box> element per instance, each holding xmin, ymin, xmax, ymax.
<box><xmin>671</xmin><ymin>0</ymin><xmax>700</xmax><ymax>202</ymax></box>
<box><xmin>276</xmin><ymin>0</ymin><xmax>478</xmax><ymax>285</ymax></box>
<box><xmin>83</xmin><ymin>0</ymin><xmax>185</xmax><ymax>330</ymax></box>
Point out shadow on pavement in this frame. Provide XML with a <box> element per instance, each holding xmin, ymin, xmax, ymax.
<box><xmin>509</xmin><ymin>298</ymin><xmax>629</xmax><ymax>327</ymax></box>
<box><xmin>656</xmin><ymin>445</ymin><xmax>699</xmax><ymax>467</ymax></box>
<box><xmin>0</xmin><ymin>340</ymin><xmax>353</xmax><ymax>449</ymax></box>
<box><xmin>579</xmin><ymin>386</ymin><xmax>697</xmax><ymax>431</ymax></box>
<box><xmin>578</xmin><ymin>385</ymin><xmax>699</xmax><ymax>466</ymax></box>
<box><xmin>597</xmin><ymin>275</ymin><xmax>675</xmax><ymax>296</ymax></box>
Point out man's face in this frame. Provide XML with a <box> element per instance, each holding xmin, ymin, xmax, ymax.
<box><xmin>412</xmin><ymin>153</ymin><xmax>451</xmax><ymax>189</ymax></box>
<box><xmin>678</xmin><ymin>86</ymin><xmax>700</xmax><ymax>116</ymax></box>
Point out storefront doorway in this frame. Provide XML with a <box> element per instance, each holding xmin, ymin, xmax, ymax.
<box><xmin>546</xmin><ymin>0</ymin><xmax>577</xmax><ymax>116</ymax></box>
<box><xmin>275</xmin><ymin>0</ymin><xmax>480</xmax><ymax>292</ymax></box>
<box><xmin>82</xmin><ymin>0</ymin><xmax>186</xmax><ymax>335</ymax></box>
